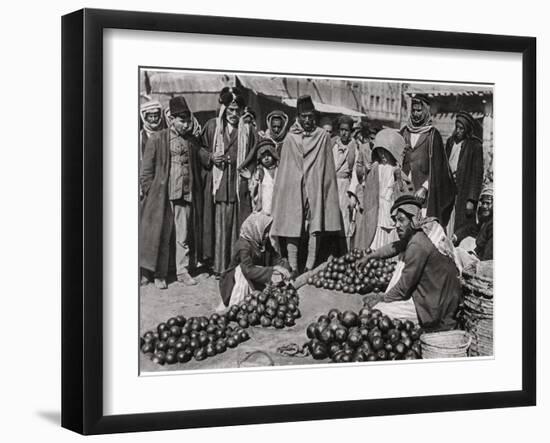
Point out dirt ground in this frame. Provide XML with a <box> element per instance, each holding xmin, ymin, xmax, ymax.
<box><xmin>139</xmin><ymin>274</ymin><xmax>365</xmax><ymax>372</ymax></box>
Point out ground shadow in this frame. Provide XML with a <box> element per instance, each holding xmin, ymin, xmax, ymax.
<box><xmin>36</xmin><ymin>410</ymin><xmax>60</xmax><ymax>426</ymax></box>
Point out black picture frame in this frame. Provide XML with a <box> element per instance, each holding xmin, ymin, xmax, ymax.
<box><xmin>61</xmin><ymin>8</ymin><xmax>536</xmax><ymax>435</ymax></box>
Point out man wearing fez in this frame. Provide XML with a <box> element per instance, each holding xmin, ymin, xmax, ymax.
<box><xmin>400</xmin><ymin>94</ymin><xmax>456</xmax><ymax>226</ymax></box>
<box><xmin>445</xmin><ymin>111</ymin><xmax>484</xmax><ymax>238</ymax></box>
<box><xmin>139</xmin><ymin>96</ymin><xmax>210</xmax><ymax>288</ymax></box>
<box><xmin>271</xmin><ymin>95</ymin><xmax>342</xmax><ymax>276</ymax></box>
<box><xmin>331</xmin><ymin>115</ymin><xmax>358</xmax><ymax>250</ymax></box>
<box><xmin>201</xmin><ymin>87</ymin><xmax>257</xmax><ymax>276</ymax></box>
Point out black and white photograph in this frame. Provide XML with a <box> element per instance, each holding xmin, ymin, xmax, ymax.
<box><xmin>138</xmin><ymin>68</ymin><xmax>494</xmax><ymax>372</ymax></box>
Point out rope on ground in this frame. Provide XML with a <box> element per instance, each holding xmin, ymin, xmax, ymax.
<box><xmin>276</xmin><ymin>343</ymin><xmax>310</xmax><ymax>358</ymax></box>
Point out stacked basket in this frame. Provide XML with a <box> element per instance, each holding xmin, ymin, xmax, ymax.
<box><xmin>460</xmin><ymin>261</ymin><xmax>493</xmax><ymax>357</ymax></box>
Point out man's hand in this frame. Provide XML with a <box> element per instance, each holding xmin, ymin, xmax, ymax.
<box><xmin>356</xmin><ymin>252</ymin><xmax>374</xmax><ymax>269</ymax></box>
<box><xmin>273</xmin><ymin>265</ymin><xmax>291</xmax><ymax>281</ymax></box>
<box><xmin>363</xmin><ymin>293</ymin><xmax>385</xmax><ymax>309</ymax></box>
<box><xmin>212</xmin><ymin>152</ymin><xmax>226</xmax><ymax>167</ymax></box>
<box><xmin>414</xmin><ymin>185</ymin><xmax>428</xmax><ymax>202</ymax></box>
<box><xmin>465</xmin><ymin>201</ymin><xmax>475</xmax><ymax>217</ymax></box>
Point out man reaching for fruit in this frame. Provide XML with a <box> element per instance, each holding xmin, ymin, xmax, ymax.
<box><xmin>358</xmin><ymin>195</ymin><xmax>462</xmax><ymax>332</ymax></box>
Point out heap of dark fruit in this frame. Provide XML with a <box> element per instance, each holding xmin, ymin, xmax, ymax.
<box><xmin>140</xmin><ymin>314</ymin><xmax>250</xmax><ymax>365</ymax></box>
<box><xmin>305</xmin><ymin>308</ymin><xmax>422</xmax><ymax>362</ymax></box>
<box><xmin>226</xmin><ymin>283</ymin><xmax>301</xmax><ymax>329</ymax></box>
<box><xmin>307</xmin><ymin>249</ymin><xmax>396</xmax><ymax>295</ymax></box>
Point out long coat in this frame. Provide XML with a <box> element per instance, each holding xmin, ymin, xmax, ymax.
<box><xmin>271</xmin><ymin>125</ymin><xmax>342</xmax><ymax>237</ymax></box>
<box><xmin>201</xmin><ymin>118</ymin><xmax>257</xmax><ymax>262</ymax></box>
<box><xmin>139</xmin><ymin>128</ymin><xmax>208</xmax><ymax>275</ymax></box>
<box><xmin>445</xmin><ymin>136</ymin><xmax>484</xmax><ymax>233</ymax></box>
<box><xmin>401</xmin><ymin>127</ymin><xmax>456</xmax><ymax>227</ymax></box>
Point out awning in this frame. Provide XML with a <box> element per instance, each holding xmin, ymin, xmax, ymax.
<box><xmin>237</xmin><ymin>75</ymin><xmax>289</xmax><ymax>98</ymax></box>
<box><xmin>282</xmin><ymin>98</ymin><xmax>366</xmax><ymax>117</ymax></box>
<box><xmin>406</xmin><ymin>84</ymin><xmax>493</xmax><ymax>97</ymax></box>
<box><xmin>146</xmin><ymin>71</ymin><xmax>235</xmax><ymax>94</ymax></box>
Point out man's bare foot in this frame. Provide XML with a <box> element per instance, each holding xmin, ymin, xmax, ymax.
<box><xmin>140</xmin><ymin>275</ymin><xmax>151</xmax><ymax>286</ymax></box>
<box><xmin>177</xmin><ymin>270</ymin><xmax>198</xmax><ymax>286</ymax></box>
<box><xmin>154</xmin><ymin>278</ymin><xmax>167</xmax><ymax>289</ymax></box>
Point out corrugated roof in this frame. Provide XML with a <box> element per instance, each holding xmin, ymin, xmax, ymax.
<box><xmin>238</xmin><ymin>75</ymin><xmax>289</xmax><ymax>97</ymax></box>
<box><xmin>282</xmin><ymin>98</ymin><xmax>366</xmax><ymax>117</ymax></box>
<box><xmin>147</xmin><ymin>72</ymin><xmax>235</xmax><ymax>94</ymax></box>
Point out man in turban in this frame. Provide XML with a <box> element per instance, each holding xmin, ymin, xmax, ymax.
<box><xmin>445</xmin><ymin>111</ymin><xmax>484</xmax><ymax>238</ymax></box>
<box><xmin>331</xmin><ymin>115</ymin><xmax>358</xmax><ymax>250</ymax></box>
<box><xmin>259</xmin><ymin>110</ymin><xmax>290</xmax><ymax>155</ymax></box>
<box><xmin>453</xmin><ymin>183</ymin><xmax>493</xmax><ymax>267</ymax></box>
<box><xmin>139</xmin><ymin>100</ymin><xmax>165</xmax><ymax>171</ymax></box>
<box><xmin>201</xmin><ymin>87</ymin><xmax>257</xmax><ymax>276</ymax></box>
<box><xmin>271</xmin><ymin>95</ymin><xmax>342</xmax><ymax>276</ymax></box>
<box><xmin>400</xmin><ymin>94</ymin><xmax>456</xmax><ymax>226</ymax></box>
<box><xmin>359</xmin><ymin>195</ymin><xmax>462</xmax><ymax>332</ymax></box>
<box><xmin>139</xmin><ymin>96</ymin><xmax>210</xmax><ymax>288</ymax></box>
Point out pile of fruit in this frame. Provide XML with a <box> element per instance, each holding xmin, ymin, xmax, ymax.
<box><xmin>226</xmin><ymin>283</ymin><xmax>301</xmax><ymax>329</ymax></box>
<box><xmin>307</xmin><ymin>249</ymin><xmax>397</xmax><ymax>295</ymax></box>
<box><xmin>141</xmin><ymin>283</ymin><xmax>301</xmax><ymax>366</ymax></box>
<box><xmin>305</xmin><ymin>308</ymin><xmax>422</xmax><ymax>362</ymax></box>
<box><xmin>140</xmin><ymin>314</ymin><xmax>250</xmax><ymax>366</ymax></box>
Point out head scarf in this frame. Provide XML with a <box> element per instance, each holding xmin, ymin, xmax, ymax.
<box><xmin>406</xmin><ymin>97</ymin><xmax>433</xmax><ymax>134</ymax></box>
<box><xmin>391</xmin><ymin>196</ymin><xmax>461</xmax><ymax>273</ymax></box>
<box><xmin>264</xmin><ymin>110</ymin><xmax>289</xmax><ymax>142</ymax></box>
<box><xmin>480</xmin><ymin>182</ymin><xmax>494</xmax><ymax>199</ymax></box>
<box><xmin>372</xmin><ymin>128</ymin><xmax>406</xmax><ymax>167</ymax></box>
<box><xmin>140</xmin><ymin>100</ymin><xmax>164</xmax><ymax>135</ymax></box>
<box><xmin>239</xmin><ymin>212</ymin><xmax>274</xmax><ymax>250</ymax></box>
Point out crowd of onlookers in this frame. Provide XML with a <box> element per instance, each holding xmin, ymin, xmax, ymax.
<box><xmin>138</xmin><ymin>87</ymin><xmax>493</xmax><ymax>309</ymax></box>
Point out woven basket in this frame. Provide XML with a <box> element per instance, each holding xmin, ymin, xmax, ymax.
<box><xmin>420</xmin><ymin>330</ymin><xmax>472</xmax><ymax>359</ymax></box>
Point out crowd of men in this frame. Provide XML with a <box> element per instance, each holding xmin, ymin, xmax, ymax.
<box><xmin>138</xmin><ymin>85</ymin><xmax>493</xmax><ymax>329</ymax></box>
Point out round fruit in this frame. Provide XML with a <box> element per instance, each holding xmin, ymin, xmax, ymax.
<box><xmin>141</xmin><ymin>343</ymin><xmax>154</xmax><ymax>354</ymax></box>
<box><xmin>152</xmin><ymin>353</ymin><xmax>166</xmax><ymax>365</ymax></box>
<box><xmin>371</xmin><ymin>336</ymin><xmax>384</xmax><ymax>351</ymax></box>
<box><xmin>334</xmin><ymin>326</ymin><xmax>348</xmax><ymax>343</ymax></box>
<box><xmin>156</xmin><ymin>340</ymin><xmax>168</xmax><ymax>352</ymax></box>
<box><xmin>165</xmin><ymin>352</ymin><xmax>177</xmax><ymax>365</ymax></box>
<box><xmin>193</xmin><ymin>348</ymin><xmax>207</xmax><ymax>361</ymax></box>
<box><xmin>319</xmin><ymin>328</ymin><xmax>334</xmax><ymax>344</ymax></box>
<box><xmin>167</xmin><ymin>317</ymin><xmax>178</xmax><ymax>327</ymax></box>
<box><xmin>160</xmin><ymin>330</ymin><xmax>171</xmax><ymax>341</ymax></box>
<box><xmin>239</xmin><ymin>330</ymin><xmax>250</xmax><ymax>342</ymax></box>
<box><xmin>176</xmin><ymin>350</ymin><xmax>191</xmax><ymax>363</ymax></box>
<box><xmin>376</xmin><ymin>349</ymin><xmax>388</xmax><ymax>360</ymax></box>
<box><xmin>260</xmin><ymin>316</ymin><xmax>272</xmax><ymax>327</ymax></box>
<box><xmin>347</xmin><ymin>331</ymin><xmax>363</xmax><ymax>348</ymax></box>
<box><xmin>284</xmin><ymin>316</ymin><xmax>296</xmax><ymax>327</ymax></box>
<box><xmin>215</xmin><ymin>340</ymin><xmax>227</xmax><ymax>354</ymax></box>
<box><xmin>273</xmin><ymin>318</ymin><xmax>285</xmax><ymax>329</ymax></box>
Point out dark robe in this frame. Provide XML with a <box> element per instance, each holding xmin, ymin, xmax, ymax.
<box><xmin>401</xmin><ymin>127</ymin><xmax>456</xmax><ymax>227</ymax></box>
<box><xmin>455</xmin><ymin>217</ymin><xmax>493</xmax><ymax>261</ymax></box>
<box><xmin>271</xmin><ymin>125</ymin><xmax>342</xmax><ymax>237</ymax></box>
<box><xmin>378</xmin><ymin>231</ymin><xmax>461</xmax><ymax>331</ymax></box>
<box><xmin>219</xmin><ymin>239</ymin><xmax>290</xmax><ymax>306</ymax></box>
<box><xmin>445</xmin><ymin>136</ymin><xmax>484</xmax><ymax>233</ymax></box>
<box><xmin>139</xmin><ymin>128</ymin><xmax>208</xmax><ymax>275</ymax></box>
<box><xmin>201</xmin><ymin>118</ymin><xmax>257</xmax><ymax>268</ymax></box>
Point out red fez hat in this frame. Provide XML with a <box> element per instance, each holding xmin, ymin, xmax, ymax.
<box><xmin>297</xmin><ymin>95</ymin><xmax>315</xmax><ymax>114</ymax></box>
<box><xmin>169</xmin><ymin>96</ymin><xmax>191</xmax><ymax>115</ymax></box>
